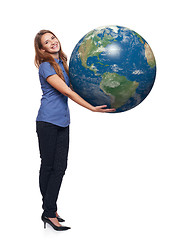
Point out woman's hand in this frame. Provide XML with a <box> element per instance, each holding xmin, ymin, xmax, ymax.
<box><xmin>92</xmin><ymin>105</ymin><xmax>116</xmax><ymax>113</ymax></box>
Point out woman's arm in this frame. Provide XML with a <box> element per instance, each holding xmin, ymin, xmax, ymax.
<box><xmin>46</xmin><ymin>74</ymin><xmax>116</xmax><ymax>113</ymax></box>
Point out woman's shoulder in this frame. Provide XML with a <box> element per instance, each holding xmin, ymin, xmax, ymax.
<box><xmin>39</xmin><ymin>61</ymin><xmax>52</xmax><ymax>73</ymax></box>
<box><xmin>39</xmin><ymin>61</ymin><xmax>56</xmax><ymax>78</ymax></box>
<box><xmin>39</xmin><ymin>61</ymin><xmax>51</xmax><ymax>70</ymax></box>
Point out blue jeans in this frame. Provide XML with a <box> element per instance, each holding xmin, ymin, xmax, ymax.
<box><xmin>36</xmin><ymin>121</ymin><xmax>69</xmax><ymax>218</ymax></box>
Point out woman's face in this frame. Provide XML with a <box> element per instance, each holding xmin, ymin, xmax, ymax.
<box><xmin>40</xmin><ymin>33</ymin><xmax>60</xmax><ymax>54</ymax></box>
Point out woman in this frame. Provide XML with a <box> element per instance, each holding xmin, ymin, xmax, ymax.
<box><xmin>34</xmin><ymin>30</ymin><xmax>115</xmax><ymax>231</ymax></box>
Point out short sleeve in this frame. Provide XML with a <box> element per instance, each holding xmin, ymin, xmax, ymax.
<box><xmin>39</xmin><ymin>62</ymin><xmax>57</xmax><ymax>80</ymax></box>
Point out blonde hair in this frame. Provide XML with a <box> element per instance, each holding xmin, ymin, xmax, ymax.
<box><xmin>34</xmin><ymin>30</ymin><xmax>69</xmax><ymax>81</ymax></box>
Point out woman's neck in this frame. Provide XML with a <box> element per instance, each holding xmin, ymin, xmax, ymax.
<box><xmin>50</xmin><ymin>52</ymin><xmax>59</xmax><ymax>59</ymax></box>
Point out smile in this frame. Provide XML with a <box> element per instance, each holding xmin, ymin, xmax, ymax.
<box><xmin>51</xmin><ymin>44</ymin><xmax>58</xmax><ymax>49</ymax></box>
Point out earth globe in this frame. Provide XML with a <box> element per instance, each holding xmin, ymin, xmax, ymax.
<box><xmin>69</xmin><ymin>25</ymin><xmax>156</xmax><ymax>113</ymax></box>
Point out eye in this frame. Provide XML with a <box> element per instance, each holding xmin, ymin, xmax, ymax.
<box><xmin>45</xmin><ymin>41</ymin><xmax>48</xmax><ymax>44</ymax></box>
<box><xmin>51</xmin><ymin>36</ymin><xmax>56</xmax><ymax>40</ymax></box>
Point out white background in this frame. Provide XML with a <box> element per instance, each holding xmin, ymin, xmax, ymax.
<box><xmin>0</xmin><ymin>0</ymin><xmax>170</xmax><ymax>239</ymax></box>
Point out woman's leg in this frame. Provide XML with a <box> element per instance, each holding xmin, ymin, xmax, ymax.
<box><xmin>36</xmin><ymin>121</ymin><xmax>69</xmax><ymax>218</ymax></box>
<box><xmin>43</xmin><ymin>125</ymin><xmax>69</xmax><ymax>217</ymax></box>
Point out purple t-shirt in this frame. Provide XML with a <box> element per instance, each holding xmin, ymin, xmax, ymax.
<box><xmin>36</xmin><ymin>58</ymin><xmax>70</xmax><ymax>127</ymax></box>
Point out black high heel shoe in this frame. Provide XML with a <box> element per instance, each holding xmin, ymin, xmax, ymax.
<box><xmin>41</xmin><ymin>215</ymin><xmax>71</xmax><ymax>231</ymax></box>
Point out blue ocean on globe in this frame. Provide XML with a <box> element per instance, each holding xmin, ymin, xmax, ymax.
<box><xmin>69</xmin><ymin>25</ymin><xmax>156</xmax><ymax>113</ymax></box>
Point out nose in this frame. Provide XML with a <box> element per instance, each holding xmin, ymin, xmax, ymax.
<box><xmin>53</xmin><ymin>38</ymin><xmax>58</xmax><ymax>43</ymax></box>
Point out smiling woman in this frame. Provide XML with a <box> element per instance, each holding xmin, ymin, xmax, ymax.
<box><xmin>34</xmin><ymin>29</ymin><xmax>116</xmax><ymax>232</ymax></box>
<box><xmin>34</xmin><ymin>30</ymin><xmax>69</xmax><ymax>82</ymax></box>
<box><xmin>41</xmin><ymin>34</ymin><xmax>60</xmax><ymax>54</ymax></box>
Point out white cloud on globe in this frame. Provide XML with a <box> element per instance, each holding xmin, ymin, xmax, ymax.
<box><xmin>105</xmin><ymin>43</ymin><xmax>121</xmax><ymax>58</ymax></box>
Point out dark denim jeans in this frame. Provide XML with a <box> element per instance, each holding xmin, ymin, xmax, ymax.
<box><xmin>36</xmin><ymin>121</ymin><xmax>69</xmax><ymax>218</ymax></box>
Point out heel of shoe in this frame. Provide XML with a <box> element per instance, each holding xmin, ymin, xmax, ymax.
<box><xmin>44</xmin><ymin>221</ymin><xmax>46</xmax><ymax>229</ymax></box>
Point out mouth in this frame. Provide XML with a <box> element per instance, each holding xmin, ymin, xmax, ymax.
<box><xmin>51</xmin><ymin>44</ymin><xmax>59</xmax><ymax>49</ymax></box>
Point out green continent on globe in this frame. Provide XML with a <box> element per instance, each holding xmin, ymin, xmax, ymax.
<box><xmin>78</xmin><ymin>33</ymin><xmax>116</xmax><ymax>73</ymax></box>
<box><xmin>144</xmin><ymin>43</ymin><xmax>156</xmax><ymax>68</ymax></box>
<box><xmin>100</xmin><ymin>72</ymin><xmax>139</xmax><ymax>108</ymax></box>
